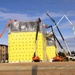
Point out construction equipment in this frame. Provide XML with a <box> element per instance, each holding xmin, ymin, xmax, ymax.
<box><xmin>46</xmin><ymin>12</ymin><xmax>75</xmax><ymax>61</ymax></box>
<box><xmin>46</xmin><ymin>12</ymin><xmax>71</xmax><ymax>55</ymax></box>
<box><xmin>45</xmin><ymin>25</ymin><xmax>68</xmax><ymax>61</ymax></box>
<box><xmin>57</xmin><ymin>15</ymin><xmax>75</xmax><ymax>38</ymax></box>
<box><xmin>0</xmin><ymin>18</ymin><xmax>41</xmax><ymax>62</ymax></box>
<box><xmin>32</xmin><ymin>18</ymin><xmax>41</xmax><ymax>62</ymax></box>
<box><xmin>8</xmin><ymin>19</ymin><xmax>46</xmax><ymax>62</ymax></box>
<box><xmin>0</xmin><ymin>18</ymin><xmax>46</xmax><ymax>62</ymax></box>
<box><xmin>0</xmin><ymin>20</ymin><xmax>17</xmax><ymax>38</ymax></box>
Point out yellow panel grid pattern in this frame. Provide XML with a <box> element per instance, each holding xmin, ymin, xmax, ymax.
<box><xmin>46</xmin><ymin>46</ymin><xmax>56</xmax><ymax>61</ymax></box>
<box><xmin>8</xmin><ymin>32</ymin><xmax>47</xmax><ymax>62</ymax></box>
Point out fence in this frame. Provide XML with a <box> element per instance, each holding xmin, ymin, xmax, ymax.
<box><xmin>0</xmin><ymin>65</ymin><xmax>75</xmax><ymax>75</ymax></box>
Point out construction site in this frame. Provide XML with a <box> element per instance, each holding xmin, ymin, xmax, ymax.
<box><xmin>0</xmin><ymin>12</ymin><xmax>75</xmax><ymax>75</ymax></box>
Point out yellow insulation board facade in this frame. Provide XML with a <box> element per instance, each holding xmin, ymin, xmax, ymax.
<box><xmin>46</xmin><ymin>46</ymin><xmax>56</xmax><ymax>60</ymax></box>
<box><xmin>8</xmin><ymin>32</ymin><xmax>46</xmax><ymax>62</ymax></box>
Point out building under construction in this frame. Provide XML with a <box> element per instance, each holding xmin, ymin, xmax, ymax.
<box><xmin>0</xmin><ymin>13</ymin><xmax>75</xmax><ymax>63</ymax></box>
<box><xmin>8</xmin><ymin>20</ymin><xmax>56</xmax><ymax>63</ymax></box>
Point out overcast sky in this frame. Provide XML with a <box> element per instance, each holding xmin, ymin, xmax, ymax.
<box><xmin>0</xmin><ymin>0</ymin><xmax>75</xmax><ymax>51</ymax></box>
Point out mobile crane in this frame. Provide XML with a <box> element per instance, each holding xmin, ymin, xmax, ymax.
<box><xmin>46</xmin><ymin>12</ymin><xmax>75</xmax><ymax>61</ymax></box>
<box><xmin>46</xmin><ymin>12</ymin><xmax>71</xmax><ymax>55</ymax></box>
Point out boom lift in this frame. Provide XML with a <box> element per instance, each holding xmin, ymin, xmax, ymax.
<box><xmin>0</xmin><ymin>20</ymin><xmax>17</xmax><ymax>38</ymax></box>
<box><xmin>45</xmin><ymin>25</ymin><xmax>68</xmax><ymax>61</ymax></box>
<box><xmin>32</xmin><ymin>18</ymin><xmax>41</xmax><ymax>62</ymax></box>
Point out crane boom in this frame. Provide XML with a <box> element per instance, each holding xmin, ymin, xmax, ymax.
<box><xmin>46</xmin><ymin>25</ymin><xmax>67</xmax><ymax>56</ymax></box>
<box><xmin>46</xmin><ymin>12</ymin><xmax>71</xmax><ymax>55</ymax></box>
<box><xmin>0</xmin><ymin>20</ymin><xmax>15</xmax><ymax>38</ymax></box>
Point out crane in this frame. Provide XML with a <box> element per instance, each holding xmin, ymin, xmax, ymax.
<box><xmin>46</xmin><ymin>12</ymin><xmax>71</xmax><ymax>55</ymax></box>
<box><xmin>45</xmin><ymin>25</ymin><xmax>68</xmax><ymax>61</ymax></box>
<box><xmin>46</xmin><ymin>12</ymin><xmax>75</xmax><ymax>61</ymax></box>
<box><xmin>57</xmin><ymin>15</ymin><xmax>75</xmax><ymax>38</ymax></box>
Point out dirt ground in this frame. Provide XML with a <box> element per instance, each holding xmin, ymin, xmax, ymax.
<box><xmin>0</xmin><ymin>62</ymin><xmax>75</xmax><ymax>75</ymax></box>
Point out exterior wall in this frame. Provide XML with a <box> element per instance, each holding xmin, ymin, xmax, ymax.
<box><xmin>8</xmin><ymin>32</ymin><xmax>46</xmax><ymax>62</ymax></box>
<box><xmin>37</xmin><ymin>33</ymin><xmax>46</xmax><ymax>61</ymax></box>
<box><xmin>46</xmin><ymin>46</ymin><xmax>56</xmax><ymax>60</ymax></box>
<box><xmin>46</xmin><ymin>37</ymin><xmax>56</xmax><ymax>61</ymax></box>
